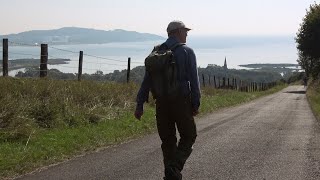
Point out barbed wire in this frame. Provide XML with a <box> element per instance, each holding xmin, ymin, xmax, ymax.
<box><xmin>7</xmin><ymin>41</ymin><xmax>145</xmax><ymax>67</ymax></box>
<box><xmin>47</xmin><ymin>54</ymin><xmax>77</xmax><ymax>62</ymax></box>
<box><xmin>82</xmin><ymin>53</ymin><xmax>128</xmax><ymax>63</ymax></box>
<box><xmin>48</xmin><ymin>45</ymin><xmax>132</xmax><ymax>64</ymax></box>
<box><xmin>48</xmin><ymin>46</ymin><xmax>79</xmax><ymax>54</ymax></box>
<box><xmin>84</xmin><ymin>61</ymin><xmax>127</xmax><ymax>67</ymax></box>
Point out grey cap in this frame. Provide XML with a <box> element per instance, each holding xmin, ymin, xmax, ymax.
<box><xmin>166</xmin><ymin>20</ymin><xmax>191</xmax><ymax>33</ymax></box>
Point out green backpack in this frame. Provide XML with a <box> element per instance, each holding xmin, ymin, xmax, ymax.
<box><xmin>145</xmin><ymin>43</ymin><xmax>184</xmax><ymax>99</ymax></box>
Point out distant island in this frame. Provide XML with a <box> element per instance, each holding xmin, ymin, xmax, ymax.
<box><xmin>0</xmin><ymin>27</ymin><xmax>165</xmax><ymax>45</ymax></box>
<box><xmin>0</xmin><ymin>58</ymin><xmax>70</xmax><ymax>71</ymax></box>
<box><xmin>239</xmin><ymin>63</ymin><xmax>299</xmax><ymax>69</ymax></box>
<box><xmin>238</xmin><ymin>63</ymin><xmax>301</xmax><ymax>76</ymax></box>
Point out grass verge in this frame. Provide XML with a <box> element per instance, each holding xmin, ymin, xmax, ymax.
<box><xmin>306</xmin><ymin>80</ymin><xmax>320</xmax><ymax>121</ymax></box>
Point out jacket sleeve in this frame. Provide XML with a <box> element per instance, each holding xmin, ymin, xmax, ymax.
<box><xmin>136</xmin><ymin>68</ymin><xmax>151</xmax><ymax>112</ymax></box>
<box><xmin>188</xmin><ymin>48</ymin><xmax>201</xmax><ymax>110</ymax></box>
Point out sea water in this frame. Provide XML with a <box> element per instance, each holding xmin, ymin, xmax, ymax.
<box><xmin>5</xmin><ymin>36</ymin><xmax>298</xmax><ymax>76</ymax></box>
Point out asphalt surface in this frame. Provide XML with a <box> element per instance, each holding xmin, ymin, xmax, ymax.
<box><xmin>16</xmin><ymin>85</ymin><xmax>320</xmax><ymax>180</ymax></box>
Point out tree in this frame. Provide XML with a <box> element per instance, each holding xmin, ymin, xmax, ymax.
<box><xmin>297</xmin><ymin>52</ymin><xmax>313</xmax><ymax>77</ymax></box>
<box><xmin>296</xmin><ymin>2</ymin><xmax>320</xmax><ymax>78</ymax></box>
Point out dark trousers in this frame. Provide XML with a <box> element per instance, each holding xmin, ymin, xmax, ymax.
<box><xmin>156</xmin><ymin>96</ymin><xmax>197</xmax><ymax>172</ymax></box>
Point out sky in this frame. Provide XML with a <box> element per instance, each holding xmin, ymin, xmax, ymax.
<box><xmin>0</xmin><ymin>0</ymin><xmax>319</xmax><ymax>36</ymax></box>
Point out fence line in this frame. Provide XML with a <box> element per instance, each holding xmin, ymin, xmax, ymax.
<box><xmin>2</xmin><ymin>38</ymin><xmax>279</xmax><ymax>91</ymax></box>
<box><xmin>48</xmin><ymin>46</ymin><xmax>79</xmax><ymax>54</ymax></box>
<box><xmin>2</xmin><ymin>39</ymin><xmax>139</xmax><ymax>81</ymax></box>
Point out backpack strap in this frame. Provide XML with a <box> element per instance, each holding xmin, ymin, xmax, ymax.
<box><xmin>169</xmin><ymin>43</ymin><xmax>185</xmax><ymax>51</ymax></box>
<box><xmin>155</xmin><ymin>43</ymin><xmax>185</xmax><ymax>52</ymax></box>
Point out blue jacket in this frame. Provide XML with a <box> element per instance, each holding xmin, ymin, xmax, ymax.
<box><xmin>136</xmin><ymin>36</ymin><xmax>201</xmax><ymax>111</ymax></box>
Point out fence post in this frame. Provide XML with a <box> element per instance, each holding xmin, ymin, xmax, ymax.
<box><xmin>232</xmin><ymin>78</ymin><xmax>234</xmax><ymax>90</ymax></box>
<box><xmin>228</xmin><ymin>78</ymin><xmax>230</xmax><ymax>89</ymax></box>
<box><xmin>40</xmin><ymin>44</ymin><xmax>48</xmax><ymax>78</ymax></box>
<box><xmin>127</xmin><ymin>57</ymin><xmax>131</xmax><ymax>83</ymax></box>
<box><xmin>202</xmin><ymin>74</ymin><xmax>205</xmax><ymax>87</ymax></box>
<box><xmin>78</xmin><ymin>51</ymin><xmax>83</xmax><ymax>81</ymax></box>
<box><xmin>2</xmin><ymin>39</ymin><xmax>8</xmax><ymax>77</ymax></box>
<box><xmin>214</xmin><ymin>76</ymin><xmax>216</xmax><ymax>88</ymax></box>
<box><xmin>209</xmin><ymin>75</ymin><xmax>211</xmax><ymax>86</ymax></box>
<box><xmin>235</xmin><ymin>79</ymin><xmax>238</xmax><ymax>91</ymax></box>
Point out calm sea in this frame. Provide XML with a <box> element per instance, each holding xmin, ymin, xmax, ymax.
<box><xmin>6</xmin><ymin>36</ymin><xmax>298</xmax><ymax>75</ymax></box>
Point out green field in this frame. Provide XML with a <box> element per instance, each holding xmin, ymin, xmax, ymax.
<box><xmin>0</xmin><ymin>77</ymin><xmax>286</xmax><ymax>178</ymax></box>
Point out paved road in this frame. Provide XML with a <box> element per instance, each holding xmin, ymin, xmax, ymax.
<box><xmin>17</xmin><ymin>86</ymin><xmax>320</xmax><ymax>180</ymax></box>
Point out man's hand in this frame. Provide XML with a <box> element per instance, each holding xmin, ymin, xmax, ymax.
<box><xmin>192</xmin><ymin>109</ymin><xmax>199</xmax><ymax>116</ymax></box>
<box><xmin>134</xmin><ymin>110</ymin><xmax>143</xmax><ymax>120</ymax></box>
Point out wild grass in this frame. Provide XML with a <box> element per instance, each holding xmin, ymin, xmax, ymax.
<box><xmin>200</xmin><ymin>83</ymin><xmax>287</xmax><ymax>114</ymax></box>
<box><xmin>307</xmin><ymin>80</ymin><xmax>320</xmax><ymax>121</ymax></box>
<box><xmin>0</xmin><ymin>77</ymin><xmax>286</xmax><ymax>178</ymax></box>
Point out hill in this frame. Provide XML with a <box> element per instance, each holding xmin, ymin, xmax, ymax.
<box><xmin>0</xmin><ymin>27</ymin><xmax>165</xmax><ymax>45</ymax></box>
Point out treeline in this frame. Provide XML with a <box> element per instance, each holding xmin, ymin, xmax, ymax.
<box><xmin>15</xmin><ymin>65</ymin><xmax>286</xmax><ymax>85</ymax></box>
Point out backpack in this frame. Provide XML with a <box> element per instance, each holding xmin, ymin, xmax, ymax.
<box><xmin>145</xmin><ymin>43</ymin><xmax>185</xmax><ymax>99</ymax></box>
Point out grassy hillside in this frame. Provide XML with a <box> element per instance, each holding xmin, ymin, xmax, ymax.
<box><xmin>0</xmin><ymin>77</ymin><xmax>286</xmax><ymax>178</ymax></box>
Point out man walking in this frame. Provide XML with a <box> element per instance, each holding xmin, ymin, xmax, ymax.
<box><xmin>134</xmin><ymin>20</ymin><xmax>201</xmax><ymax>180</ymax></box>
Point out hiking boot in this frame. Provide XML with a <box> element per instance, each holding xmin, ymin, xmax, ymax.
<box><xmin>164</xmin><ymin>166</ymin><xmax>182</xmax><ymax>180</ymax></box>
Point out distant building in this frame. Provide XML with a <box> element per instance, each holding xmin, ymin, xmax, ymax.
<box><xmin>224</xmin><ymin>57</ymin><xmax>228</xmax><ymax>71</ymax></box>
<box><xmin>207</xmin><ymin>64</ymin><xmax>218</xmax><ymax>67</ymax></box>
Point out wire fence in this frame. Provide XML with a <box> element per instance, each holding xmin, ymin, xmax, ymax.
<box><xmin>1</xmin><ymin>38</ymin><xmax>279</xmax><ymax>92</ymax></box>
<box><xmin>1</xmin><ymin>39</ymin><xmax>145</xmax><ymax>81</ymax></box>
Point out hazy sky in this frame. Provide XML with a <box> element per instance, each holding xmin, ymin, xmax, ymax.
<box><xmin>1</xmin><ymin>0</ymin><xmax>319</xmax><ymax>36</ymax></box>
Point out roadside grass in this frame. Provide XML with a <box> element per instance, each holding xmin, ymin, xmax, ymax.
<box><xmin>307</xmin><ymin>80</ymin><xmax>320</xmax><ymax>121</ymax></box>
<box><xmin>200</xmin><ymin>83</ymin><xmax>287</xmax><ymax>114</ymax></box>
<box><xmin>0</xmin><ymin>108</ymin><xmax>156</xmax><ymax>178</ymax></box>
<box><xmin>0</xmin><ymin>77</ymin><xmax>286</xmax><ymax>178</ymax></box>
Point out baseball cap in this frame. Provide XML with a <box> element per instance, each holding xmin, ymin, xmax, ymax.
<box><xmin>167</xmin><ymin>20</ymin><xmax>191</xmax><ymax>33</ymax></box>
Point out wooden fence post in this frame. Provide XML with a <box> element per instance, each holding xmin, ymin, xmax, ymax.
<box><xmin>209</xmin><ymin>75</ymin><xmax>211</xmax><ymax>86</ymax></box>
<box><xmin>2</xmin><ymin>39</ymin><xmax>8</xmax><ymax>77</ymax></box>
<box><xmin>232</xmin><ymin>78</ymin><xmax>234</xmax><ymax>90</ymax></box>
<box><xmin>78</xmin><ymin>51</ymin><xmax>83</xmax><ymax>81</ymax></box>
<box><xmin>127</xmin><ymin>57</ymin><xmax>131</xmax><ymax>83</ymax></box>
<box><xmin>235</xmin><ymin>79</ymin><xmax>238</xmax><ymax>91</ymax></box>
<box><xmin>223</xmin><ymin>77</ymin><xmax>226</xmax><ymax>88</ymax></box>
<box><xmin>202</xmin><ymin>74</ymin><xmax>205</xmax><ymax>87</ymax></box>
<box><xmin>40</xmin><ymin>44</ymin><xmax>48</xmax><ymax>78</ymax></box>
<box><xmin>228</xmin><ymin>78</ymin><xmax>230</xmax><ymax>89</ymax></box>
<box><xmin>214</xmin><ymin>76</ymin><xmax>216</xmax><ymax>88</ymax></box>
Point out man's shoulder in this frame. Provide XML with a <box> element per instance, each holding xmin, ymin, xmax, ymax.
<box><xmin>178</xmin><ymin>44</ymin><xmax>194</xmax><ymax>54</ymax></box>
<box><xmin>180</xmin><ymin>44</ymin><xmax>192</xmax><ymax>50</ymax></box>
